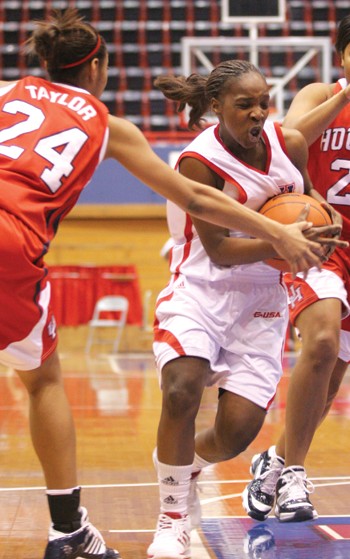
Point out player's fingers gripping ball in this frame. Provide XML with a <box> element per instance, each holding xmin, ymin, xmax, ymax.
<box><xmin>259</xmin><ymin>192</ymin><xmax>332</xmax><ymax>271</ymax></box>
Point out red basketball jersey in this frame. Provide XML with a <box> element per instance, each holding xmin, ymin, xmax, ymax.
<box><xmin>0</xmin><ymin>76</ymin><xmax>109</xmax><ymax>244</ymax></box>
<box><xmin>308</xmin><ymin>78</ymin><xmax>350</xmax><ymax>263</ymax></box>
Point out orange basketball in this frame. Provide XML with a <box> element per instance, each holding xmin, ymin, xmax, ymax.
<box><xmin>259</xmin><ymin>192</ymin><xmax>332</xmax><ymax>272</ymax></box>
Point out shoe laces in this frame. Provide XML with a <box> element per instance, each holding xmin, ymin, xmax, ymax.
<box><xmin>156</xmin><ymin>514</ymin><xmax>190</xmax><ymax>543</ymax></box>
<box><xmin>258</xmin><ymin>456</ymin><xmax>283</xmax><ymax>494</ymax></box>
<box><xmin>278</xmin><ymin>468</ymin><xmax>315</xmax><ymax>502</ymax></box>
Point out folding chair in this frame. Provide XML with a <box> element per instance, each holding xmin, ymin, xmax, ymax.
<box><xmin>85</xmin><ymin>295</ymin><xmax>129</xmax><ymax>354</ymax></box>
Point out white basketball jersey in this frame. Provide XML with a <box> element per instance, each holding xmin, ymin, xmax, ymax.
<box><xmin>167</xmin><ymin>121</ymin><xmax>304</xmax><ymax>282</ymax></box>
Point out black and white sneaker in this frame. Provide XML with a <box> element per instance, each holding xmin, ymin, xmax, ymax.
<box><xmin>43</xmin><ymin>506</ymin><xmax>120</xmax><ymax>559</ymax></box>
<box><xmin>242</xmin><ymin>446</ymin><xmax>284</xmax><ymax>521</ymax></box>
<box><xmin>275</xmin><ymin>466</ymin><xmax>318</xmax><ymax>522</ymax></box>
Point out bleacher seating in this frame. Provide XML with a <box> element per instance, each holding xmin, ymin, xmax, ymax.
<box><xmin>0</xmin><ymin>0</ymin><xmax>346</xmax><ymax>134</ymax></box>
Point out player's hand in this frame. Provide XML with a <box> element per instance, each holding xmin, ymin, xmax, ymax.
<box><xmin>320</xmin><ymin>201</ymin><xmax>342</xmax><ymax>230</ymax></box>
<box><xmin>272</xmin><ymin>220</ymin><xmax>324</xmax><ymax>278</ymax></box>
<box><xmin>296</xmin><ymin>203</ymin><xmax>347</xmax><ymax>260</ymax></box>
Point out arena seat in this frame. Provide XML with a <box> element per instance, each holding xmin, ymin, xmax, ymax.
<box><xmin>0</xmin><ymin>0</ymin><xmax>344</xmax><ymax>134</ymax></box>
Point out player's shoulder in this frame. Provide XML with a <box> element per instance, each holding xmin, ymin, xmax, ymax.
<box><xmin>298</xmin><ymin>81</ymin><xmax>334</xmax><ymax>101</ymax></box>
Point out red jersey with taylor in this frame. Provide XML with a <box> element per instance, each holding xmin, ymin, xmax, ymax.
<box><xmin>0</xmin><ymin>76</ymin><xmax>109</xmax><ymax>245</ymax></box>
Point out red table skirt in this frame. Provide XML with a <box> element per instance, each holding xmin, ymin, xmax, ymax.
<box><xmin>48</xmin><ymin>265</ymin><xmax>142</xmax><ymax>327</ymax></box>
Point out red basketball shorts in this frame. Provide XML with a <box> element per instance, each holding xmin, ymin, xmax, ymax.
<box><xmin>0</xmin><ymin>210</ymin><xmax>57</xmax><ymax>370</ymax></box>
<box><xmin>285</xmin><ymin>250</ymin><xmax>350</xmax><ymax>362</ymax></box>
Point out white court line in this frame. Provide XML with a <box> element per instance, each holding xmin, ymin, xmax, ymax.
<box><xmin>317</xmin><ymin>525</ymin><xmax>345</xmax><ymax>540</ymax></box>
<box><xmin>1</xmin><ymin>476</ymin><xmax>350</xmax><ymax>492</ymax></box>
<box><xmin>108</xmin><ymin>528</ymin><xmax>212</xmax><ymax>558</ymax></box>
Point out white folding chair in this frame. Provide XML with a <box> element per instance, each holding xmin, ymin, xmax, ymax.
<box><xmin>85</xmin><ymin>295</ymin><xmax>129</xmax><ymax>354</ymax></box>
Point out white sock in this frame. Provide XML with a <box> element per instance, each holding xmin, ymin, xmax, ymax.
<box><xmin>269</xmin><ymin>445</ymin><xmax>285</xmax><ymax>464</ymax></box>
<box><xmin>192</xmin><ymin>451</ymin><xmax>213</xmax><ymax>474</ymax></box>
<box><xmin>157</xmin><ymin>460</ymin><xmax>192</xmax><ymax>516</ymax></box>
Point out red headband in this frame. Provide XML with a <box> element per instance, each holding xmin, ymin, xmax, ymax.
<box><xmin>60</xmin><ymin>35</ymin><xmax>102</xmax><ymax>69</ymax></box>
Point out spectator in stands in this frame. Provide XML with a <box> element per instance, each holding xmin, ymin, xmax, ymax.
<box><xmin>147</xmin><ymin>60</ymin><xmax>345</xmax><ymax>559</ymax></box>
<box><xmin>1</xmin><ymin>9</ymin><xmax>336</xmax><ymax>559</ymax></box>
<box><xmin>243</xmin><ymin>14</ymin><xmax>350</xmax><ymax>524</ymax></box>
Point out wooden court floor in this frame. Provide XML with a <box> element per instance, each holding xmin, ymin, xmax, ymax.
<box><xmin>1</xmin><ymin>337</ymin><xmax>350</xmax><ymax>558</ymax></box>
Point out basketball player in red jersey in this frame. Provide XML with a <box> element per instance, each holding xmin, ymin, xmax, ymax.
<box><xmin>3</xmin><ymin>8</ymin><xmax>341</xmax><ymax>559</ymax></box>
<box><xmin>243</xmin><ymin>15</ymin><xmax>350</xmax><ymax>525</ymax></box>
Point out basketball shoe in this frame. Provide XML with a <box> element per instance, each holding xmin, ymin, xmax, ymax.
<box><xmin>43</xmin><ymin>506</ymin><xmax>120</xmax><ymax>559</ymax></box>
<box><xmin>275</xmin><ymin>466</ymin><xmax>318</xmax><ymax>522</ymax></box>
<box><xmin>242</xmin><ymin>446</ymin><xmax>284</xmax><ymax>521</ymax></box>
<box><xmin>147</xmin><ymin>513</ymin><xmax>191</xmax><ymax>559</ymax></box>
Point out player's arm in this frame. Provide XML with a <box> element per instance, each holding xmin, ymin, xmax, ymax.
<box><xmin>105</xmin><ymin>114</ymin><xmax>327</xmax><ymax>276</ymax></box>
<box><xmin>283</xmin><ymin>82</ymin><xmax>350</xmax><ymax>146</ymax></box>
<box><xmin>178</xmin><ymin>157</ymin><xmax>277</xmax><ymax>266</ymax></box>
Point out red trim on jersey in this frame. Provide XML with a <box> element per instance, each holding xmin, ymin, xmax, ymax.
<box><xmin>266</xmin><ymin>392</ymin><xmax>277</xmax><ymax>411</ymax></box>
<box><xmin>153</xmin><ymin>327</ymin><xmax>186</xmax><ymax>355</ymax></box>
<box><xmin>274</xmin><ymin>122</ymin><xmax>289</xmax><ymax>157</ymax></box>
<box><xmin>177</xmin><ymin>151</ymin><xmax>247</xmax><ymax>204</ymax></box>
<box><xmin>154</xmin><ymin>288</ymin><xmax>176</xmax><ymax>329</ymax></box>
<box><xmin>172</xmin><ymin>213</ymin><xmax>195</xmax><ymax>275</ymax></box>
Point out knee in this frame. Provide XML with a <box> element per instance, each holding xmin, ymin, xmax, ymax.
<box><xmin>163</xmin><ymin>379</ymin><xmax>202</xmax><ymax>421</ymax></box>
<box><xmin>16</xmin><ymin>353</ymin><xmax>62</xmax><ymax>396</ymax></box>
<box><xmin>161</xmin><ymin>358</ymin><xmax>208</xmax><ymax>421</ymax></box>
<box><xmin>303</xmin><ymin>328</ymin><xmax>339</xmax><ymax>369</ymax></box>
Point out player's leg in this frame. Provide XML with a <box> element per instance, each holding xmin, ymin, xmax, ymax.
<box><xmin>148</xmin><ymin>356</ymin><xmax>208</xmax><ymax>559</ymax></box>
<box><xmin>196</xmin><ymin>390</ymin><xmax>269</xmax><ymax>522</ymax></box>
<box><xmin>16</xmin><ymin>350</ymin><xmax>77</xmax><ymax>489</ymax></box>
<box><xmin>243</xmin><ymin>266</ymin><xmax>348</xmax><ymax>523</ymax></box>
<box><xmin>274</xmin><ymin>297</ymin><xmax>341</xmax><ymax>522</ymax></box>
<box><xmin>195</xmin><ymin>390</ymin><xmax>266</xmax><ymax>463</ymax></box>
<box><xmin>283</xmin><ymin>297</ymin><xmax>341</xmax><ymax>466</ymax></box>
<box><xmin>16</xmin><ymin>350</ymin><xmax>120</xmax><ymax>558</ymax></box>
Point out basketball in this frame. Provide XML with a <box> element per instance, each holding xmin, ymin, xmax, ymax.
<box><xmin>259</xmin><ymin>192</ymin><xmax>332</xmax><ymax>272</ymax></box>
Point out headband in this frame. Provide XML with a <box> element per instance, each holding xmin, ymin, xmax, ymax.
<box><xmin>60</xmin><ymin>35</ymin><xmax>102</xmax><ymax>69</ymax></box>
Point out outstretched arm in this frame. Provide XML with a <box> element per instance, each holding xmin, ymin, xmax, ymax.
<box><xmin>283</xmin><ymin>82</ymin><xmax>350</xmax><ymax>146</ymax></box>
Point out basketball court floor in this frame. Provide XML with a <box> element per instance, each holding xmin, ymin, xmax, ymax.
<box><xmin>1</xmin><ymin>344</ymin><xmax>350</xmax><ymax>558</ymax></box>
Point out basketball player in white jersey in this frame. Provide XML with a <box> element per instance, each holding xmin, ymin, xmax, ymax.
<box><xmin>147</xmin><ymin>60</ymin><xmax>346</xmax><ymax>559</ymax></box>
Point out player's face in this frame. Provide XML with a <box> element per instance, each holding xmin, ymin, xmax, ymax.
<box><xmin>340</xmin><ymin>43</ymin><xmax>350</xmax><ymax>83</ymax></box>
<box><xmin>212</xmin><ymin>72</ymin><xmax>270</xmax><ymax>151</ymax></box>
